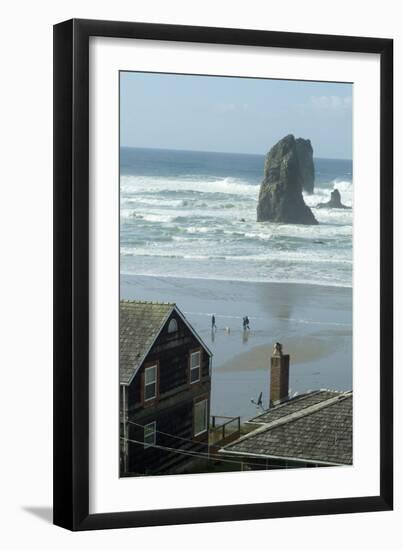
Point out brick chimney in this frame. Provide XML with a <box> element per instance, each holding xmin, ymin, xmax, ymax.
<box><xmin>270</xmin><ymin>342</ymin><xmax>290</xmax><ymax>407</ymax></box>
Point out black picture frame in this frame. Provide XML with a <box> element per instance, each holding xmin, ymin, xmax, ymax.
<box><xmin>53</xmin><ymin>18</ymin><xmax>393</xmax><ymax>531</ymax></box>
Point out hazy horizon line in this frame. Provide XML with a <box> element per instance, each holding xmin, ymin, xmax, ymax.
<box><xmin>120</xmin><ymin>145</ymin><xmax>353</xmax><ymax>162</ymax></box>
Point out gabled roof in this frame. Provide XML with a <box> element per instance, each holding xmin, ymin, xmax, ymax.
<box><xmin>221</xmin><ymin>390</ymin><xmax>352</xmax><ymax>466</ymax></box>
<box><xmin>120</xmin><ymin>300</ymin><xmax>211</xmax><ymax>386</ymax></box>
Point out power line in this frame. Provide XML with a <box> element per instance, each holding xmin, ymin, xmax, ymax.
<box><xmin>123</xmin><ymin>436</ymin><xmax>217</xmax><ymax>462</ymax></box>
<box><xmin>121</xmin><ymin>436</ymin><xmax>286</xmax><ymax>470</ymax></box>
<box><xmin>127</xmin><ymin>418</ymin><xmax>241</xmax><ymax>449</ymax></box>
<box><xmin>122</xmin><ymin>435</ymin><xmax>243</xmax><ymax>467</ymax></box>
<box><xmin>127</xmin><ymin>418</ymin><xmax>211</xmax><ymax>447</ymax></box>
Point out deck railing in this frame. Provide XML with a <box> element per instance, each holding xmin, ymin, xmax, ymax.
<box><xmin>209</xmin><ymin>415</ymin><xmax>241</xmax><ymax>447</ymax></box>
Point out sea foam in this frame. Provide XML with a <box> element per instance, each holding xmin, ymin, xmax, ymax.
<box><xmin>120</xmin><ymin>158</ymin><xmax>353</xmax><ymax>287</ymax></box>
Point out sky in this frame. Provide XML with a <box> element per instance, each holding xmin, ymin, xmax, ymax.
<box><xmin>120</xmin><ymin>72</ymin><xmax>352</xmax><ymax>160</ymax></box>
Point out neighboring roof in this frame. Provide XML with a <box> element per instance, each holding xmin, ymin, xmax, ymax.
<box><xmin>249</xmin><ymin>390</ymin><xmax>340</xmax><ymax>423</ymax></box>
<box><xmin>120</xmin><ymin>300</ymin><xmax>212</xmax><ymax>386</ymax></box>
<box><xmin>221</xmin><ymin>390</ymin><xmax>352</xmax><ymax>466</ymax></box>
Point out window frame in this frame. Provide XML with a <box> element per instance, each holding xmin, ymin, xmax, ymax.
<box><xmin>143</xmin><ymin>421</ymin><xmax>157</xmax><ymax>448</ymax></box>
<box><xmin>167</xmin><ymin>318</ymin><xmax>178</xmax><ymax>333</ymax></box>
<box><xmin>143</xmin><ymin>364</ymin><xmax>158</xmax><ymax>402</ymax></box>
<box><xmin>189</xmin><ymin>350</ymin><xmax>201</xmax><ymax>384</ymax></box>
<box><xmin>193</xmin><ymin>398</ymin><xmax>208</xmax><ymax>437</ymax></box>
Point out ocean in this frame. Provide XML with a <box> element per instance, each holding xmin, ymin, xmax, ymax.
<box><xmin>120</xmin><ymin>147</ymin><xmax>353</xmax><ymax>288</ymax></box>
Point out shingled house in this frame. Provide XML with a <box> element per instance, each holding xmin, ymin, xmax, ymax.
<box><xmin>120</xmin><ymin>300</ymin><xmax>212</xmax><ymax>476</ymax></box>
<box><xmin>220</xmin><ymin>344</ymin><xmax>352</xmax><ymax>469</ymax></box>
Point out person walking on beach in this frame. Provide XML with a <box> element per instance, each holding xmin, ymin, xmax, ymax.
<box><xmin>245</xmin><ymin>315</ymin><xmax>250</xmax><ymax>330</ymax></box>
<box><xmin>211</xmin><ymin>314</ymin><xmax>216</xmax><ymax>330</ymax></box>
<box><xmin>242</xmin><ymin>316</ymin><xmax>246</xmax><ymax>330</ymax></box>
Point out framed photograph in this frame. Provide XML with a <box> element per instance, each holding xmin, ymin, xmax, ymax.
<box><xmin>53</xmin><ymin>19</ymin><xmax>393</xmax><ymax>530</ymax></box>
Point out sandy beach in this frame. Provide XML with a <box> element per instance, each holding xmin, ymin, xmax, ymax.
<box><xmin>121</xmin><ymin>274</ymin><xmax>352</xmax><ymax>420</ymax></box>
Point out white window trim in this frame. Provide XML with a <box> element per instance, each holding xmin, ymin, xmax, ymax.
<box><xmin>144</xmin><ymin>364</ymin><xmax>158</xmax><ymax>402</ymax></box>
<box><xmin>190</xmin><ymin>350</ymin><xmax>201</xmax><ymax>384</ymax></box>
<box><xmin>194</xmin><ymin>399</ymin><xmax>208</xmax><ymax>437</ymax></box>
<box><xmin>143</xmin><ymin>421</ymin><xmax>156</xmax><ymax>448</ymax></box>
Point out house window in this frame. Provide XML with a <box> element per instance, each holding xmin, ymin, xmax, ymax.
<box><xmin>190</xmin><ymin>350</ymin><xmax>201</xmax><ymax>384</ymax></box>
<box><xmin>144</xmin><ymin>365</ymin><xmax>157</xmax><ymax>401</ymax></box>
<box><xmin>194</xmin><ymin>399</ymin><xmax>208</xmax><ymax>436</ymax></box>
<box><xmin>168</xmin><ymin>318</ymin><xmax>178</xmax><ymax>333</ymax></box>
<box><xmin>143</xmin><ymin>421</ymin><xmax>156</xmax><ymax>448</ymax></box>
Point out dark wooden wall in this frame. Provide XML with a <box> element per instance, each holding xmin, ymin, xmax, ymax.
<box><xmin>127</xmin><ymin>310</ymin><xmax>210</xmax><ymax>410</ymax></box>
<box><xmin>125</xmin><ymin>398</ymin><xmax>209</xmax><ymax>475</ymax></box>
<box><xmin>121</xmin><ymin>310</ymin><xmax>211</xmax><ymax>476</ymax></box>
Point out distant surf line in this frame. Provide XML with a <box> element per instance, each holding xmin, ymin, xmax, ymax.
<box><xmin>183</xmin><ymin>310</ymin><xmax>351</xmax><ymax>328</ymax></box>
<box><xmin>120</xmin><ymin>271</ymin><xmax>353</xmax><ymax>290</ymax></box>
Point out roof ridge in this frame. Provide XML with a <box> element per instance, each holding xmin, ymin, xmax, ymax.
<box><xmin>261</xmin><ymin>392</ymin><xmax>352</xmax><ymax>432</ymax></box>
<box><xmin>249</xmin><ymin>390</ymin><xmax>322</xmax><ymax>422</ymax></box>
<box><xmin>250</xmin><ymin>389</ymin><xmax>347</xmax><ymax>423</ymax></box>
<box><xmin>225</xmin><ymin>391</ymin><xmax>352</xmax><ymax>449</ymax></box>
<box><xmin>120</xmin><ymin>299</ymin><xmax>175</xmax><ymax>306</ymax></box>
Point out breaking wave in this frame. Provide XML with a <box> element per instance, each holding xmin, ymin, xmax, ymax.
<box><xmin>120</xmin><ymin>153</ymin><xmax>353</xmax><ymax>287</ymax></box>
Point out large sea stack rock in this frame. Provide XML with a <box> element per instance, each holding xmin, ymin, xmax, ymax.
<box><xmin>295</xmin><ymin>138</ymin><xmax>315</xmax><ymax>194</ymax></box>
<box><xmin>257</xmin><ymin>135</ymin><xmax>318</xmax><ymax>225</ymax></box>
<box><xmin>317</xmin><ymin>188</ymin><xmax>350</xmax><ymax>209</ymax></box>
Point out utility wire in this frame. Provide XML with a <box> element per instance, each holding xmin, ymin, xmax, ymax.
<box><xmin>121</xmin><ymin>436</ymin><xmax>286</xmax><ymax>469</ymax></box>
<box><xmin>127</xmin><ymin>418</ymin><xmax>241</xmax><ymax>448</ymax></box>
<box><xmin>127</xmin><ymin>418</ymin><xmax>215</xmax><ymax>448</ymax></box>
